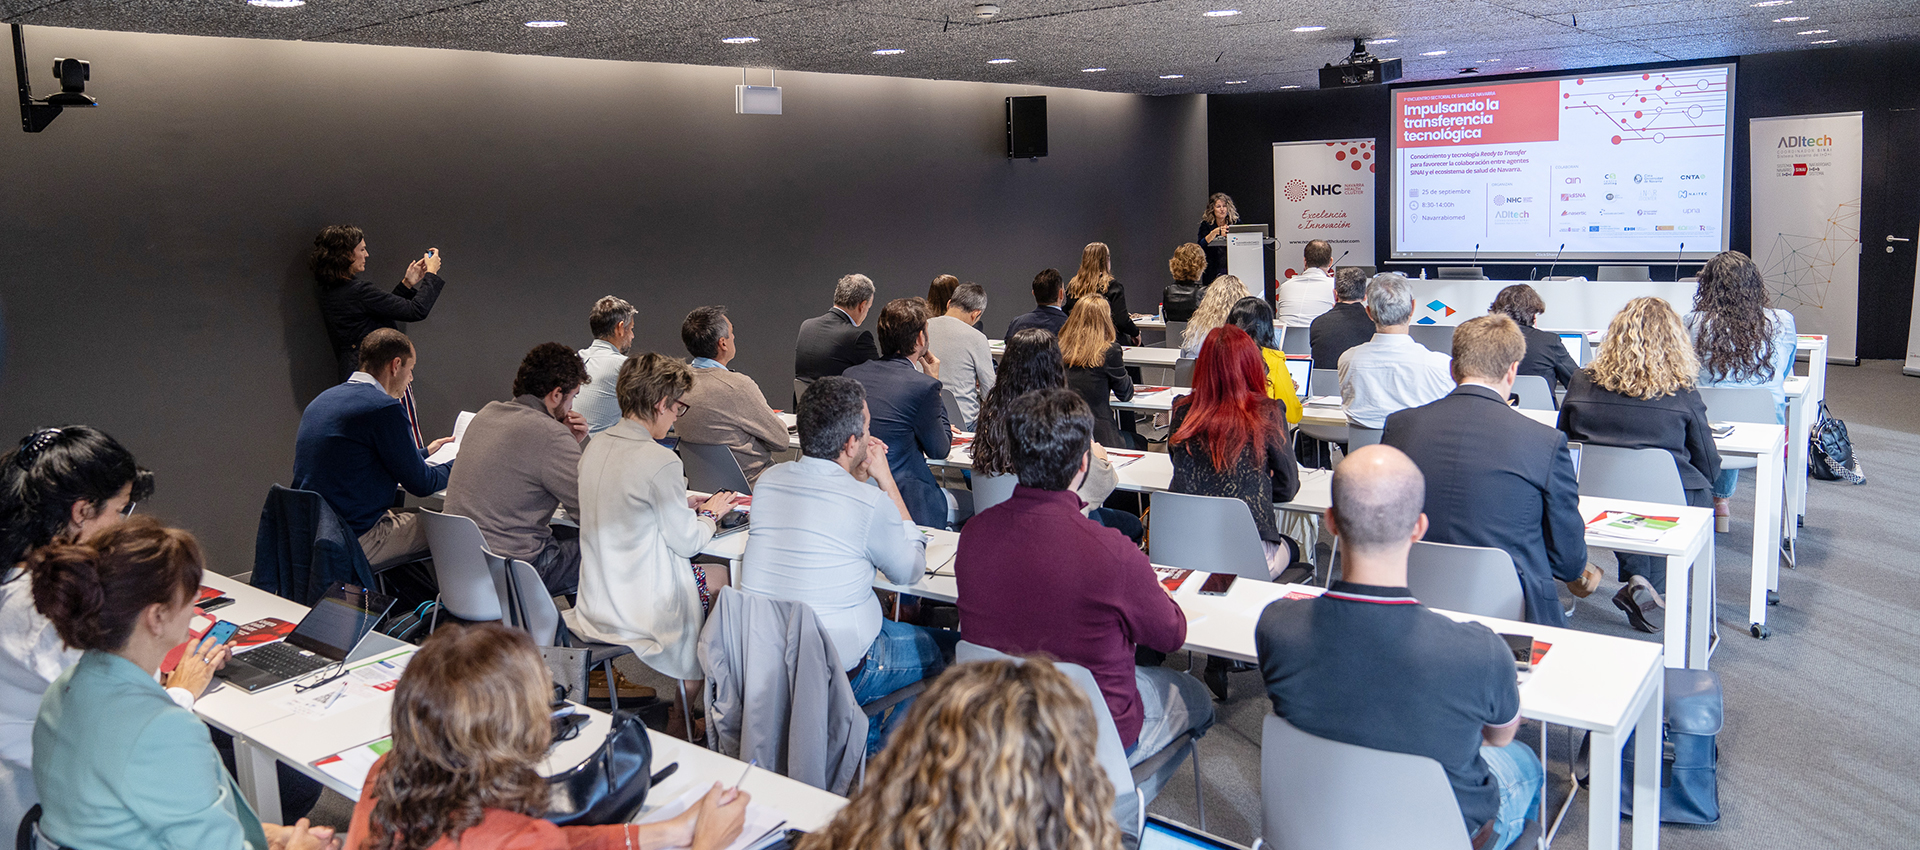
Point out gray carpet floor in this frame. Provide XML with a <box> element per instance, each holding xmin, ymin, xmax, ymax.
<box><xmin>304</xmin><ymin>360</ymin><xmax>1920</xmax><ymax>849</ymax></box>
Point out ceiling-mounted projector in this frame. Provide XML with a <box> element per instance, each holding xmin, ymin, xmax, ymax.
<box><xmin>1319</xmin><ymin>37</ymin><xmax>1401</xmax><ymax>88</ymax></box>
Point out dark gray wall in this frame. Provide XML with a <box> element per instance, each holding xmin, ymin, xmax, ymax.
<box><xmin>0</xmin><ymin>27</ymin><xmax>1207</xmax><ymax>574</ymax></box>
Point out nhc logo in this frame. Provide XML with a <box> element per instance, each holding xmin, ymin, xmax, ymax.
<box><xmin>1778</xmin><ymin>135</ymin><xmax>1833</xmax><ymax>148</ymax></box>
<box><xmin>1310</xmin><ymin>184</ymin><xmax>1344</xmax><ymax>196</ymax></box>
<box><xmin>1284</xmin><ymin>179</ymin><xmax>1308</xmax><ymax>202</ymax></box>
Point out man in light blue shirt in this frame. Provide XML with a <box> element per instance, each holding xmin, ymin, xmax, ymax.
<box><xmin>576</xmin><ymin>296</ymin><xmax>635</xmax><ymax>434</ymax></box>
<box><xmin>740</xmin><ymin>376</ymin><xmax>954</xmax><ymax>752</ymax></box>
<box><xmin>1339</xmin><ymin>273</ymin><xmax>1454</xmax><ymax>429</ymax></box>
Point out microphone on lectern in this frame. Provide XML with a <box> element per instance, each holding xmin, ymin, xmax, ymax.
<box><xmin>1674</xmin><ymin>242</ymin><xmax>1686</xmax><ymax>282</ymax></box>
<box><xmin>1546</xmin><ymin>243</ymin><xmax>1566</xmax><ymax>280</ymax></box>
<box><xmin>1332</xmin><ymin>249</ymin><xmax>1350</xmax><ymax>270</ymax></box>
<box><xmin>1471</xmin><ymin>243</ymin><xmax>1480</xmax><ymax>270</ymax></box>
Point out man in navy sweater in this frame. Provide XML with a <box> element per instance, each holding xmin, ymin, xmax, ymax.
<box><xmin>293</xmin><ymin>329</ymin><xmax>453</xmax><ymax>568</ymax></box>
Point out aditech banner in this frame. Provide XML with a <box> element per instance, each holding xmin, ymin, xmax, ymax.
<box><xmin>1273</xmin><ymin>139</ymin><xmax>1376</xmax><ymax>272</ymax></box>
<box><xmin>1749</xmin><ymin>112</ymin><xmax>1862</xmax><ymax>362</ymax></box>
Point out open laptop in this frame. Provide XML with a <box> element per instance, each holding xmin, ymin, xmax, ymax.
<box><xmin>1140</xmin><ymin>815</ymin><xmax>1249</xmax><ymax>850</ymax></box>
<box><xmin>1558</xmin><ymin>332</ymin><xmax>1589</xmax><ymax>366</ymax></box>
<box><xmin>216</xmin><ymin>582</ymin><xmax>395</xmax><ymax>693</ymax></box>
<box><xmin>1285</xmin><ymin>354</ymin><xmax>1312</xmax><ymax>399</ymax></box>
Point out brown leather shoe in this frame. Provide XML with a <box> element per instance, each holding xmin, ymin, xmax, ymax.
<box><xmin>1566</xmin><ymin>564</ymin><xmax>1604</xmax><ymax>598</ymax></box>
<box><xmin>587</xmin><ymin>670</ymin><xmax>656</xmax><ymax>702</ymax></box>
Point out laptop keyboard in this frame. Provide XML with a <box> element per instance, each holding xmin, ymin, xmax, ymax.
<box><xmin>235</xmin><ymin>641</ymin><xmax>332</xmax><ymax>679</ymax></box>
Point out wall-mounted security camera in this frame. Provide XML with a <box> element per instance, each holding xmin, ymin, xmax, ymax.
<box><xmin>12</xmin><ymin>25</ymin><xmax>98</xmax><ymax>132</ymax></box>
<box><xmin>973</xmin><ymin>4</ymin><xmax>1000</xmax><ymax>20</ymax></box>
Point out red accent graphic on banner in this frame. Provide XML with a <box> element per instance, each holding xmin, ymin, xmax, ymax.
<box><xmin>1394</xmin><ymin>81</ymin><xmax>1560</xmax><ymax>148</ymax></box>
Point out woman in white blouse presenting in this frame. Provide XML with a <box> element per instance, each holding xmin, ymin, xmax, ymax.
<box><xmin>565</xmin><ymin>353</ymin><xmax>735</xmax><ymax>736</ymax></box>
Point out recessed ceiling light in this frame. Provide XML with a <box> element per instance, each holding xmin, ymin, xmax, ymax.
<box><xmin>1292</xmin><ymin>25</ymin><xmax>1327</xmax><ymax>32</ymax></box>
<box><xmin>1159</xmin><ymin>74</ymin><xmax>1185</xmax><ymax>79</ymax></box>
<box><xmin>1515</xmin><ymin>66</ymin><xmax>1532</xmax><ymax>70</ymax></box>
<box><xmin>524</xmin><ymin>20</ymin><xmax>566</xmax><ymax>27</ymax></box>
<box><xmin>247</xmin><ymin>0</ymin><xmax>305</xmax><ymax>6</ymax></box>
<box><xmin>721</xmin><ymin>36</ymin><xmax>759</xmax><ymax>43</ymax></box>
<box><xmin>1810</xmin><ymin>38</ymin><xmax>1838</xmax><ymax>43</ymax></box>
<box><xmin>1280</xmin><ymin>84</ymin><xmax>1301</xmax><ymax>89</ymax></box>
<box><xmin>1483</xmin><ymin>58</ymin><xmax>1502</xmax><ymax>62</ymax></box>
<box><xmin>1202</xmin><ymin>9</ymin><xmax>1242</xmax><ymax>17</ymax></box>
<box><xmin>1797</xmin><ymin>29</ymin><xmax>1828</xmax><ymax>34</ymax></box>
<box><xmin>1081</xmin><ymin>67</ymin><xmax>1107</xmax><ymax>72</ymax></box>
<box><xmin>1420</xmin><ymin>50</ymin><xmax>1449</xmax><ymax>56</ymax></box>
<box><xmin>1225</xmin><ymin>80</ymin><xmax>1249</xmax><ymax>84</ymax></box>
<box><xmin>1367</xmin><ymin>38</ymin><xmax>1398</xmax><ymax>44</ymax></box>
<box><xmin>1750</xmin><ymin>0</ymin><xmax>1791</xmax><ymax>6</ymax></box>
<box><xmin>1774</xmin><ymin>15</ymin><xmax>1809</xmax><ymax>21</ymax></box>
<box><xmin>872</xmin><ymin>48</ymin><xmax>904</xmax><ymax>55</ymax></box>
<box><xmin>987</xmin><ymin>58</ymin><xmax>1016</xmax><ymax>64</ymax></box>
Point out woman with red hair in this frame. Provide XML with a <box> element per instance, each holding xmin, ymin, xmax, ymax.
<box><xmin>1169</xmin><ymin>326</ymin><xmax>1303</xmax><ymax>578</ymax></box>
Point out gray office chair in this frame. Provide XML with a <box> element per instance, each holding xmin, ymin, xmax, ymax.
<box><xmin>1576</xmin><ymin>445</ymin><xmax>1686</xmax><ymax>506</ymax></box>
<box><xmin>1406</xmin><ymin>541</ymin><xmax>1525</xmax><ymax>620</ymax></box>
<box><xmin>970</xmin><ymin>471</ymin><xmax>1020</xmax><ymax>513</ymax></box>
<box><xmin>1261</xmin><ymin>714</ymin><xmax>1471</xmax><ymax>850</ymax></box>
<box><xmin>1282</xmin><ymin>325</ymin><xmax>1311</xmax><ymax>356</ymax></box>
<box><xmin>1346</xmin><ymin>425</ymin><xmax>1384</xmax><ymax>450</ymax></box>
<box><xmin>792</xmin><ymin>377</ymin><xmax>810</xmax><ymax>408</ymax></box>
<box><xmin>1696</xmin><ymin>386</ymin><xmax>1776</xmax><ymax>476</ymax></box>
<box><xmin>1148</xmin><ymin>491</ymin><xmax>1272</xmax><ymax>581</ymax></box>
<box><xmin>417</xmin><ymin>509</ymin><xmax>508</xmax><ymax>626</ymax></box>
<box><xmin>497</xmin><ymin>556</ymin><xmax>644</xmax><ymax>717</ymax></box>
<box><xmin>1174</xmin><ymin>357</ymin><xmax>1197</xmax><ymax>387</ymax></box>
<box><xmin>939</xmin><ymin>389</ymin><xmax>964</xmax><ymax>431</ymax></box>
<box><xmin>957</xmin><ymin>642</ymin><xmax>1204</xmax><ymax>839</ymax></box>
<box><xmin>1408</xmin><ymin>323</ymin><xmax>1455</xmax><ymax>355</ymax></box>
<box><xmin>1511</xmin><ymin>375</ymin><xmax>1556</xmax><ymax>411</ymax></box>
<box><xmin>1162</xmin><ymin>321</ymin><xmax>1188</xmax><ymax>350</ymax></box>
<box><xmin>679</xmin><ymin>441</ymin><xmax>753</xmax><ymax>495</ymax></box>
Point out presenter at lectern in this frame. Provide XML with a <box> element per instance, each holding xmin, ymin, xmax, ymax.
<box><xmin>1198</xmin><ymin>193</ymin><xmax>1238</xmax><ymax>284</ymax></box>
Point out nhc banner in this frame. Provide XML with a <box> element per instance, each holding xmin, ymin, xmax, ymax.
<box><xmin>1749</xmin><ymin>112</ymin><xmax>1862</xmax><ymax>362</ymax></box>
<box><xmin>1907</xmin><ymin>221</ymin><xmax>1920</xmax><ymax>376</ymax></box>
<box><xmin>1273</xmin><ymin>139</ymin><xmax>1377</xmax><ymax>273</ymax></box>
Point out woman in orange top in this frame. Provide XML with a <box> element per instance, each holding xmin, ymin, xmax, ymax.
<box><xmin>345</xmin><ymin>623</ymin><xmax>747</xmax><ymax>850</ymax></box>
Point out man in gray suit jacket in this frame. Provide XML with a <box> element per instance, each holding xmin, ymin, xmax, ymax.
<box><xmin>1381</xmin><ymin>315</ymin><xmax>1594</xmax><ymax>627</ymax></box>
<box><xmin>795</xmin><ymin>274</ymin><xmax>880</xmax><ymax>382</ymax></box>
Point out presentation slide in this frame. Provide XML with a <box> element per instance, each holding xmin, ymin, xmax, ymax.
<box><xmin>1390</xmin><ymin>64</ymin><xmax>1733</xmax><ymax>262</ymax></box>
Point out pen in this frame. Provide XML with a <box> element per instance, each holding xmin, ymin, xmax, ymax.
<box><xmin>731</xmin><ymin>759</ymin><xmax>757</xmax><ymax>791</ymax></box>
<box><xmin>323</xmin><ymin>683</ymin><xmax>347</xmax><ymax>710</ymax></box>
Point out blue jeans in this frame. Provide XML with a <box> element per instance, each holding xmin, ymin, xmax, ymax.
<box><xmin>1713</xmin><ymin>467</ymin><xmax>1740</xmax><ymax>500</ymax></box>
<box><xmin>1480</xmin><ymin>741</ymin><xmax>1545</xmax><ymax>850</ymax></box>
<box><xmin>1126</xmin><ymin>667</ymin><xmax>1216</xmax><ymax>770</ymax></box>
<box><xmin>847</xmin><ymin>620</ymin><xmax>958</xmax><ymax>754</ymax></box>
<box><xmin>1092</xmin><ymin>507</ymin><xmax>1145</xmax><ymax>543</ymax></box>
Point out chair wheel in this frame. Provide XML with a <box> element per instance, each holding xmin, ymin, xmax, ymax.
<box><xmin>1767</xmin><ymin>590</ymin><xmax>1780</xmax><ymax>606</ymax></box>
<box><xmin>1750</xmin><ymin>623</ymin><xmax>1771</xmax><ymax>639</ymax></box>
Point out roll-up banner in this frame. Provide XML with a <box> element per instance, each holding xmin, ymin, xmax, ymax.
<box><xmin>1273</xmin><ymin>139</ymin><xmax>1377</xmax><ymax>275</ymax></box>
<box><xmin>1749</xmin><ymin>112</ymin><xmax>1862</xmax><ymax>363</ymax></box>
<box><xmin>1906</xmin><ymin>220</ymin><xmax>1920</xmax><ymax>376</ymax></box>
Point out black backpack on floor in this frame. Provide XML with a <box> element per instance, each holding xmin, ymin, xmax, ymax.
<box><xmin>1809</xmin><ymin>401</ymin><xmax>1865</xmax><ymax>484</ymax></box>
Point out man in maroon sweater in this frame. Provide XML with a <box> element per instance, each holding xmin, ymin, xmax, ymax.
<box><xmin>956</xmin><ymin>389</ymin><xmax>1212</xmax><ymax>762</ymax></box>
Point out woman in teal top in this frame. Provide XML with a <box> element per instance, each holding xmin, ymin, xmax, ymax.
<box><xmin>28</xmin><ymin>518</ymin><xmax>335</xmax><ymax>850</ymax></box>
<box><xmin>1686</xmin><ymin>251</ymin><xmax>1798</xmax><ymax>527</ymax></box>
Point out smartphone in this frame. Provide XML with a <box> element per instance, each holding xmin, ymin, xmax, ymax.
<box><xmin>1498</xmin><ymin>633</ymin><xmax>1535</xmax><ymax>671</ymax></box>
<box><xmin>1197</xmin><ymin>573</ymin><xmax>1237</xmax><ymax>597</ymax></box>
<box><xmin>206</xmin><ymin>620</ymin><xmax>240</xmax><ymax>646</ymax></box>
<box><xmin>196</xmin><ymin>596</ymin><xmax>235</xmax><ymax>613</ymax></box>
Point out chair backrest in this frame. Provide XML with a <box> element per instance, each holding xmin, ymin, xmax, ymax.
<box><xmin>1577</xmin><ymin>444</ymin><xmax>1687</xmax><ymax>506</ymax></box>
<box><xmin>1260</xmin><ymin>714</ymin><xmax>1472</xmax><ymax>850</ymax></box>
<box><xmin>499</xmin><ymin>556</ymin><xmax>564</xmax><ymax>646</ymax></box>
<box><xmin>1174</xmin><ymin>357</ymin><xmax>1197</xmax><ymax>387</ymax></box>
<box><xmin>956</xmin><ymin>642</ymin><xmax>1142</xmax><ymax>837</ymax></box>
<box><xmin>1408</xmin><ymin>324</ymin><xmax>1455</xmax><ymax>355</ymax></box>
<box><xmin>1407</xmin><ymin>541</ymin><xmax>1525</xmax><ymax>620</ymax></box>
<box><xmin>939</xmin><ymin>389</ymin><xmax>964</xmax><ymax>430</ymax></box>
<box><xmin>1148</xmin><ymin>491</ymin><xmax>1272</xmax><ymax>581</ymax></box>
<box><xmin>418</xmin><ymin>510</ymin><xmax>508</xmax><ymax>622</ymax></box>
<box><xmin>970</xmin><ymin>472</ymin><xmax>1020</xmax><ymax>513</ymax></box>
<box><xmin>1346</xmin><ymin>425</ymin><xmax>1384</xmax><ymax>450</ymax></box>
<box><xmin>1162</xmin><ymin>321</ymin><xmax>1188</xmax><ymax>349</ymax></box>
<box><xmin>679</xmin><ymin>440</ymin><xmax>754</xmax><ymax>495</ymax></box>
<box><xmin>792</xmin><ymin>378</ymin><xmax>810</xmax><ymax>408</ymax></box>
<box><xmin>251</xmin><ymin>484</ymin><xmax>375</xmax><ymax>606</ymax></box>
<box><xmin>1511</xmin><ymin>375</ymin><xmax>1555</xmax><ymax>410</ymax></box>
<box><xmin>1309</xmin><ymin>368</ymin><xmax>1339</xmax><ymax>399</ymax></box>
<box><xmin>1695</xmin><ymin>386</ymin><xmax>1778</xmax><ymax>425</ymax></box>
<box><xmin>1282</xmin><ymin>325</ymin><xmax>1311</xmax><ymax>356</ymax></box>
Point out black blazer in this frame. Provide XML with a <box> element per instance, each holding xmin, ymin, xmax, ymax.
<box><xmin>794</xmin><ymin>308</ymin><xmax>879</xmax><ymax>381</ymax></box>
<box><xmin>1102</xmin><ymin>281</ymin><xmax>1140</xmax><ymax>345</ymax></box>
<box><xmin>1168</xmin><ymin>399</ymin><xmax>1299</xmax><ymax>545</ymax></box>
<box><xmin>1066</xmin><ymin>343</ymin><xmax>1134</xmax><ymax>447</ymax></box>
<box><xmin>319</xmin><ymin>273</ymin><xmax>445</xmax><ymax>378</ymax></box>
<box><xmin>1309</xmin><ymin>301</ymin><xmax>1375</xmax><ymax>370</ymax></box>
<box><xmin>1197</xmin><ymin>221</ymin><xmax>1227</xmax><ymax>284</ymax></box>
<box><xmin>1006</xmin><ymin>305</ymin><xmax>1069</xmax><ymax>340</ymax></box>
<box><xmin>1519</xmin><ymin>325</ymin><xmax>1580</xmax><ymax>391</ymax></box>
<box><xmin>1557</xmin><ymin>371</ymin><xmax>1721</xmax><ymax>492</ymax></box>
<box><xmin>1382</xmin><ymin>386</ymin><xmax>1587</xmax><ymax>627</ymax></box>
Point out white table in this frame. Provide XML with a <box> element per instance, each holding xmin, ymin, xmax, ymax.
<box><xmin>195</xmin><ymin>576</ymin><xmax>845</xmax><ymax>828</ymax></box>
<box><xmin>874</xmin><ymin>537</ymin><xmax>1665</xmax><ymax>850</ymax></box>
<box><xmin>990</xmin><ymin>339</ymin><xmax>1183</xmax><ymax>369</ymax></box>
<box><xmin>1712</xmin><ymin>422</ymin><xmax>1789</xmax><ymax>640</ymax></box>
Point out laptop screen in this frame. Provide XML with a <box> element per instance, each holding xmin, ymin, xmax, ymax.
<box><xmin>1559</xmin><ymin>333</ymin><xmax>1586</xmax><ymax>366</ymax></box>
<box><xmin>287</xmin><ymin>583</ymin><xmax>395</xmax><ymax>660</ymax></box>
<box><xmin>1285</xmin><ymin>355</ymin><xmax>1312</xmax><ymax>398</ymax></box>
<box><xmin>1141</xmin><ymin>817</ymin><xmax>1248</xmax><ymax>850</ymax></box>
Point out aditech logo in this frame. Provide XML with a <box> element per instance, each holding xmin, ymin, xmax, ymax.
<box><xmin>1495</xmin><ymin>210</ymin><xmax>1530</xmax><ymax>219</ymax></box>
<box><xmin>1778</xmin><ymin>135</ymin><xmax>1833</xmax><ymax>148</ymax></box>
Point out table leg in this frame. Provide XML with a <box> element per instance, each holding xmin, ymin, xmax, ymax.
<box><xmin>233</xmin><ymin>738</ymin><xmax>283</xmax><ymax>825</ymax></box>
<box><xmin>1662</xmin><ymin>536</ymin><xmax>1691</xmax><ymax>669</ymax></box>
<box><xmin>1749</xmin><ymin>446</ymin><xmax>1784</xmax><ymax>638</ymax></box>
<box><xmin>1688</xmin><ymin>530</ymin><xmax>1711</xmax><ymax>669</ymax></box>
<box><xmin>1588</xmin><ymin>726</ymin><xmax>1624</xmax><ymax>850</ymax></box>
<box><xmin>1630</xmin><ymin>671</ymin><xmax>1665</xmax><ymax>850</ymax></box>
<box><xmin>1787</xmin><ymin>393</ymin><xmax>1808</xmax><ymax>531</ymax></box>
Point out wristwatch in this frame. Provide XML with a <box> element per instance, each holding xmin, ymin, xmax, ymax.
<box><xmin>697</xmin><ymin>509</ymin><xmax>718</xmax><ymax>520</ymax></box>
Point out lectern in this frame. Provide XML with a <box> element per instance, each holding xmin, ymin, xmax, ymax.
<box><xmin>1225</xmin><ymin>224</ymin><xmax>1270</xmax><ymax>289</ymax></box>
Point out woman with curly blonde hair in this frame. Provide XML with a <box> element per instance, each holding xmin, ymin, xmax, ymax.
<box><xmin>1197</xmin><ymin>193</ymin><xmax>1238</xmax><ymax>284</ymax></box>
<box><xmin>1162</xmin><ymin>243</ymin><xmax>1209</xmax><ymax>322</ymax></box>
<box><xmin>1557</xmin><ymin>297</ymin><xmax>1721</xmax><ymax>633</ymax></box>
<box><xmin>1180</xmin><ymin>274</ymin><xmax>1249</xmax><ymax>358</ymax></box>
<box><xmin>796</xmin><ymin>659</ymin><xmax>1124</xmax><ymax>850</ymax></box>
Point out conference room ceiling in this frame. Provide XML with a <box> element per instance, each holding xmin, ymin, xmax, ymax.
<box><xmin>5</xmin><ymin>0</ymin><xmax>1917</xmax><ymax>94</ymax></box>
